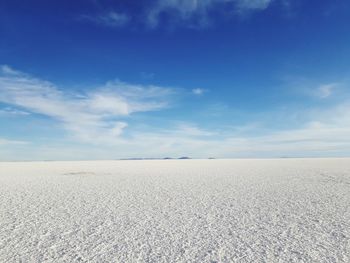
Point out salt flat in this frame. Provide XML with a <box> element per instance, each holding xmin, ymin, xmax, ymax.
<box><xmin>0</xmin><ymin>159</ymin><xmax>349</xmax><ymax>262</ymax></box>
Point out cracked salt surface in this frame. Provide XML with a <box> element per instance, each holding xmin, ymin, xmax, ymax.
<box><xmin>0</xmin><ymin>158</ymin><xmax>349</xmax><ymax>262</ymax></box>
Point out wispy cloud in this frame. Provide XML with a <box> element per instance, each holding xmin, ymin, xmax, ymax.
<box><xmin>315</xmin><ymin>83</ymin><xmax>338</xmax><ymax>99</ymax></box>
<box><xmin>285</xmin><ymin>76</ymin><xmax>342</xmax><ymax>100</ymax></box>
<box><xmin>80</xmin><ymin>0</ymin><xmax>283</xmax><ymax>30</ymax></box>
<box><xmin>0</xmin><ymin>138</ymin><xmax>28</xmax><ymax>146</ymax></box>
<box><xmin>89</xmin><ymin>112</ymin><xmax>350</xmax><ymax>159</ymax></box>
<box><xmin>140</xmin><ymin>72</ymin><xmax>155</xmax><ymax>80</ymax></box>
<box><xmin>80</xmin><ymin>11</ymin><xmax>129</xmax><ymax>27</ymax></box>
<box><xmin>1</xmin><ymin>65</ymin><xmax>350</xmax><ymax>160</ymax></box>
<box><xmin>0</xmin><ymin>65</ymin><xmax>173</xmax><ymax>143</ymax></box>
<box><xmin>192</xmin><ymin>88</ymin><xmax>205</xmax><ymax>95</ymax></box>
<box><xmin>0</xmin><ymin>65</ymin><xmax>21</xmax><ymax>75</ymax></box>
<box><xmin>147</xmin><ymin>0</ymin><xmax>275</xmax><ymax>28</ymax></box>
<box><xmin>236</xmin><ymin>0</ymin><xmax>272</xmax><ymax>11</ymax></box>
<box><xmin>0</xmin><ymin>107</ymin><xmax>31</xmax><ymax>116</ymax></box>
<box><xmin>173</xmin><ymin>123</ymin><xmax>215</xmax><ymax>137</ymax></box>
<box><xmin>124</xmin><ymin>98</ymin><xmax>350</xmax><ymax>158</ymax></box>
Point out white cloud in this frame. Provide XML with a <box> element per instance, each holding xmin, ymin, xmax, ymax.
<box><xmin>1</xmin><ymin>65</ymin><xmax>350</xmax><ymax>160</ymax></box>
<box><xmin>236</xmin><ymin>0</ymin><xmax>272</xmax><ymax>10</ymax></box>
<box><xmin>140</xmin><ymin>72</ymin><xmax>155</xmax><ymax>80</ymax></box>
<box><xmin>192</xmin><ymin>88</ymin><xmax>205</xmax><ymax>95</ymax></box>
<box><xmin>0</xmin><ymin>138</ymin><xmax>28</xmax><ymax>146</ymax></box>
<box><xmin>81</xmin><ymin>0</ymin><xmax>278</xmax><ymax>30</ymax></box>
<box><xmin>0</xmin><ymin>65</ymin><xmax>21</xmax><ymax>75</ymax></box>
<box><xmin>0</xmin><ymin>65</ymin><xmax>173</xmax><ymax>143</ymax></box>
<box><xmin>1</xmin><ymin>101</ymin><xmax>350</xmax><ymax>160</ymax></box>
<box><xmin>0</xmin><ymin>107</ymin><xmax>30</xmax><ymax>116</ymax></box>
<box><xmin>174</xmin><ymin>123</ymin><xmax>215</xmax><ymax>136</ymax></box>
<box><xmin>285</xmin><ymin>77</ymin><xmax>342</xmax><ymax>100</ymax></box>
<box><xmin>147</xmin><ymin>0</ymin><xmax>274</xmax><ymax>28</ymax></box>
<box><xmin>81</xmin><ymin>11</ymin><xmax>129</xmax><ymax>27</ymax></box>
<box><xmin>316</xmin><ymin>83</ymin><xmax>338</xmax><ymax>98</ymax></box>
<box><xmin>113</xmin><ymin>101</ymin><xmax>350</xmax><ymax>158</ymax></box>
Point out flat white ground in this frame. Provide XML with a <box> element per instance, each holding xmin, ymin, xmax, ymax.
<box><xmin>0</xmin><ymin>159</ymin><xmax>349</xmax><ymax>262</ymax></box>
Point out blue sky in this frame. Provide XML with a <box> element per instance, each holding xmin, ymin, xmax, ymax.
<box><xmin>1</xmin><ymin>0</ymin><xmax>350</xmax><ymax>160</ymax></box>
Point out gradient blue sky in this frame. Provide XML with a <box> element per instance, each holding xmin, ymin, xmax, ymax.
<box><xmin>1</xmin><ymin>0</ymin><xmax>350</xmax><ymax>160</ymax></box>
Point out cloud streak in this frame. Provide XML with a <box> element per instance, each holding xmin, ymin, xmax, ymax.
<box><xmin>0</xmin><ymin>65</ymin><xmax>173</xmax><ymax>143</ymax></box>
<box><xmin>0</xmin><ymin>138</ymin><xmax>28</xmax><ymax>146</ymax></box>
<box><xmin>146</xmin><ymin>0</ymin><xmax>275</xmax><ymax>28</ymax></box>
<box><xmin>1</xmin><ymin>65</ymin><xmax>350</xmax><ymax>160</ymax></box>
<box><xmin>192</xmin><ymin>88</ymin><xmax>205</xmax><ymax>95</ymax></box>
<box><xmin>80</xmin><ymin>11</ymin><xmax>130</xmax><ymax>27</ymax></box>
<box><xmin>316</xmin><ymin>83</ymin><xmax>338</xmax><ymax>99</ymax></box>
<box><xmin>80</xmin><ymin>0</ymin><xmax>282</xmax><ymax>30</ymax></box>
<box><xmin>0</xmin><ymin>107</ymin><xmax>30</xmax><ymax>116</ymax></box>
